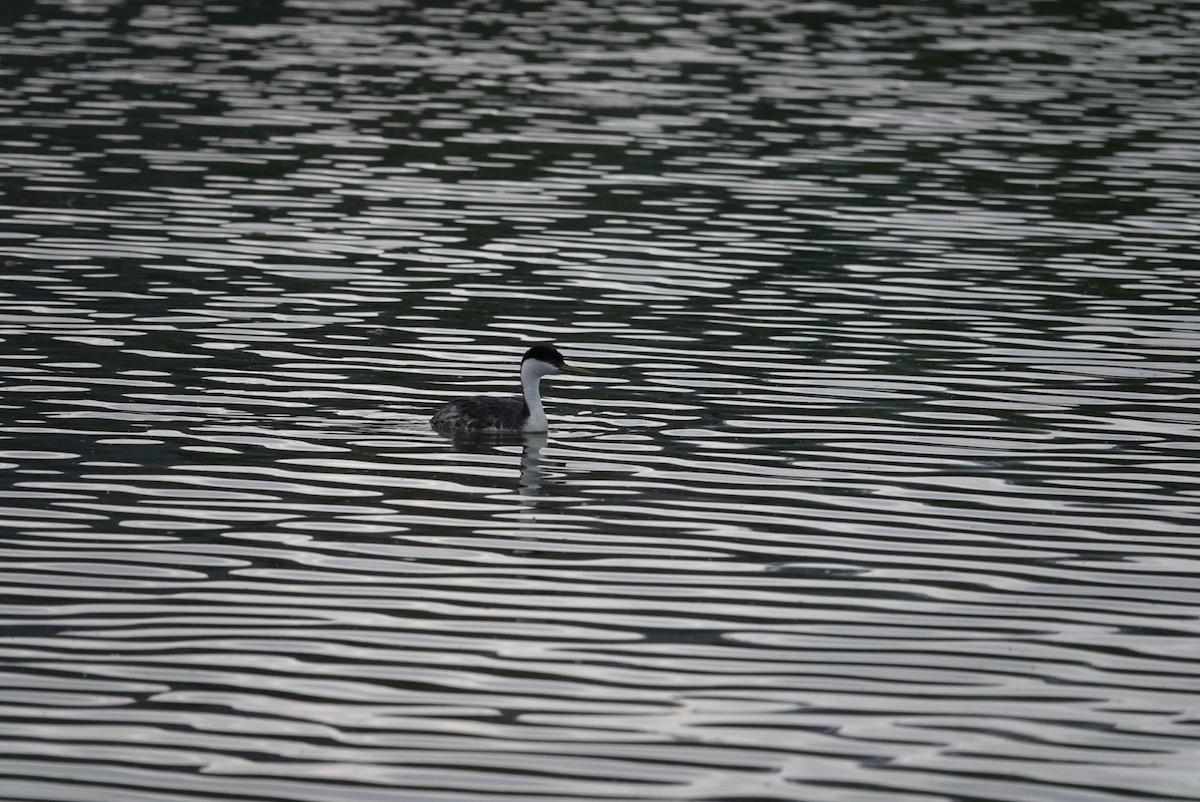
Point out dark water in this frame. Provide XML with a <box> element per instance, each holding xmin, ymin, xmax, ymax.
<box><xmin>3</xmin><ymin>1</ymin><xmax>1200</xmax><ymax>801</ymax></box>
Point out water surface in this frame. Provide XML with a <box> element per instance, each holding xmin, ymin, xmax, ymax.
<box><xmin>2</xmin><ymin>1</ymin><xmax>1200</xmax><ymax>801</ymax></box>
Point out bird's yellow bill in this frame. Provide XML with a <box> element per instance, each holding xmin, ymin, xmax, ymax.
<box><xmin>564</xmin><ymin>364</ymin><xmax>595</xmax><ymax>375</ymax></box>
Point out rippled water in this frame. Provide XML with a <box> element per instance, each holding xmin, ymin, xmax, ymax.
<box><xmin>3</xmin><ymin>2</ymin><xmax>1200</xmax><ymax>801</ymax></box>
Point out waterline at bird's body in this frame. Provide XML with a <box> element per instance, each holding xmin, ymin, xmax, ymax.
<box><xmin>430</xmin><ymin>344</ymin><xmax>590</xmax><ymax>434</ymax></box>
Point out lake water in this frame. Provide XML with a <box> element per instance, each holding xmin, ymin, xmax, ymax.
<box><xmin>2</xmin><ymin>1</ymin><xmax>1199</xmax><ymax>801</ymax></box>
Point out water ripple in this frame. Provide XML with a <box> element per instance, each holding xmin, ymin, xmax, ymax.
<box><xmin>3</xmin><ymin>1</ymin><xmax>1200</xmax><ymax>801</ymax></box>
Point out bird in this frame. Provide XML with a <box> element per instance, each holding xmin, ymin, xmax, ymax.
<box><xmin>430</xmin><ymin>344</ymin><xmax>593</xmax><ymax>433</ymax></box>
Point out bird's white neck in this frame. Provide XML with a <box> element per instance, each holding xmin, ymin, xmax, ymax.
<box><xmin>520</xmin><ymin>358</ymin><xmax>550</xmax><ymax>432</ymax></box>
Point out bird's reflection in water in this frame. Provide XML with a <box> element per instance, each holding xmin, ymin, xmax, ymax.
<box><xmin>517</xmin><ymin>433</ymin><xmax>548</xmax><ymax>494</ymax></box>
<box><xmin>443</xmin><ymin>431</ymin><xmax>551</xmax><ymax>496</ymax></box>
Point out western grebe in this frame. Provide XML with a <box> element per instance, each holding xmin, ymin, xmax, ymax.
<box><xmin>430</xmin><ymin>344</ymin><xmax>592</xmax><ymax>433</ymax></box>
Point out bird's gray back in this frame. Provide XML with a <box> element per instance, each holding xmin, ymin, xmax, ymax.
<box><xmin>430</xmin><ymin>395</ymin><xmax>528</xmax><ymax>431</ymax></box>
